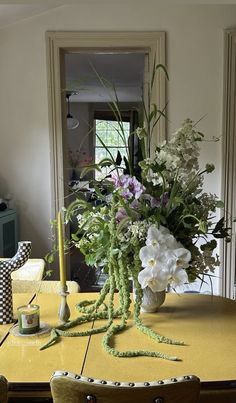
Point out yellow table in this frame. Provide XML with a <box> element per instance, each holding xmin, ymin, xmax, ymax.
<box><xmin>1</xmin><ymin>293</ymin><xmax>94</xmax><ymax>399</ymax></box>
<box><xmin>83</xmin><ymin>293</ymin><xmax>236</xmax><ymax>403</ymax></box>
<box><xmin>1</xmin><ymin>293</ymin><xmax>236</xmax><ymax>402</ymax></box>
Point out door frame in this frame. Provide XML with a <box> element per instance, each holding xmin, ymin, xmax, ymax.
<box><xmin>221</xmin><ymin>29</ymin><xmax>236</xmax><ymax>299</ymax></box>
<box><xmin>45</xmin><ymin>31</ymin><xmax>166</xmax><ymax>219</ymax></box>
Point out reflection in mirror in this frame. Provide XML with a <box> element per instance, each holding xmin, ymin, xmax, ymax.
<box><xmin>64</xmin><ymin>53</ymin><xmax>146</xmax><ymax>185</ymax></box>
<box><xmin>63</xmin><ymin>52</ymin><xmax>147</xmax><ymax>290</ymax></box>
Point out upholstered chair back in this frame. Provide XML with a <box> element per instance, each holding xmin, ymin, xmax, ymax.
<box><xmin>50</xmin><ymin>371</ymin><xmax>200</xmax><ymax>403</ymax></box>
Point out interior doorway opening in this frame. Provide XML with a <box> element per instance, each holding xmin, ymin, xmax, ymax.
<box><xmin>63</xmin><ymin>51</ymin><xmax>146</xmax><ymax>290</ymax></box>
<box><xmin>46</xmin><ymin>31</ymin><xmax>166</xmax><ymax>287</ymax></box>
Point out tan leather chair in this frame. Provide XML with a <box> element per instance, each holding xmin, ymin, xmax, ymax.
<box><xmin>0</xmin><ymin>375</ymin><xmax>8</xmax><ymax>403</ymax></box>
<box><xmin>50</xmin><ymin>371</ymin><xmax>200</xmax><ymax>403</ymax></box>
<box><xmin>200</xmin><ymin>388</ymin><xmax>236</xmax><ymax>403</ymax></box>
<box><xmin>10</xmin><ymin>258</ymin><xmax>45</xmax><ymax>281</ymax></box>
<box><xmin>12</xmin><ymin>280</ymin><xmax>80</xmax><ymax>294</ymax></box>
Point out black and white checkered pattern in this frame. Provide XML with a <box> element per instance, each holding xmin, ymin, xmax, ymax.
<box><xmin>0</xmin><ymin>241</ymin><xmax>32</xmax><ymax>324</ymax></box>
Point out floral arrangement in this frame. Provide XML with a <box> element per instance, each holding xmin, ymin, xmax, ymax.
<box><xmin>76</xmin><ymin>119</ymin><xmax>227</xmax><ymax>295</ymax></box>
<box><xmin>42</xmin><ymin>65</ymin><xmax>230</xmax><ymax>359</ymax></box>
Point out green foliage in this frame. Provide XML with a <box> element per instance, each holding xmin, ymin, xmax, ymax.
<box><xmin>43</xmin><ymin>59</ymin><xmax>232</xmax><ymax>360</ymax></box>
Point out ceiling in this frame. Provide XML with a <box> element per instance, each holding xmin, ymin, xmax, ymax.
<box><xmin>65</xmin><ymin>52</ymin><xmax>146</xmax><ymax>103</ymax></box>
<box><xmin>0</xmin><ymin>0</ymin><xmax>236</xmax><ymax>29</ymax></box>
<box><xmin>0</xmin><ymin>3</ymin><xmax>62</xmax><ymax>29</ymax></box>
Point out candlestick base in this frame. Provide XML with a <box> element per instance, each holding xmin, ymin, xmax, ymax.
<box><xmin>58</xmin><ymin>285</ymin><xmax>70</xmax><ymax>324</ymax></box>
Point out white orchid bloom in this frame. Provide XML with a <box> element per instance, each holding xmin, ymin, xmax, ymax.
<box><xmin>139</xmin><ymin>227</ymin><xmax>191</xmax><ymax>292</ymax></box>
<box><xmin>146</xmin><ymin>225</ymin><xmax>179</xmax><ymax>250</ymax></box>
<box><xmin>139</xmin><ymin>244</ymin><xmax>170</xmax><ymax>292</ymax></box>
<box><xmin>165</xmin><ymin>248</ymin><xmax>191</xmax><ymax>270</ymax></box>
<box><xmin>138</xmin><ymin>266</ymin><xmax>169</xmax><ymax>292</ymax></box>
<box><xmin>139</xmin><ymin>245</ymin><xmax>161</xmax><ymax>270</ymax></box>
<box><xmin>166</xmin><ymin>267</ymin><xmax>188</xmax><ymax>288</ymax></box>
<box><xmin>160</xmin><ymin>247</ymin><xmax>190</xmax><ymax>288</ymax></box>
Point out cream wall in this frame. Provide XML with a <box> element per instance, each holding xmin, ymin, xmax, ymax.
<box><xmin>0</xmin><ymin>4</ymin><xmax>235</xmax><ymax>286</ymax></box>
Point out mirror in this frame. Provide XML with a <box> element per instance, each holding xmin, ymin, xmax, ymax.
<box><xmin>63</xmin><ymin>51</ymin><xmax>146</xmax><ymax>290</ymax></box>
<box><xmin>46</xmin><ymin>31</ymin><xmax>166</xmax><ymax>287</ymax></box>
<box><xmin>64</xmin><ymin>52</ymin><xmax>145</xmax><ymax>187</ymax></box>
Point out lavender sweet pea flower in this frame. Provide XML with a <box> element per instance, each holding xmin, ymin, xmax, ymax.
<box><xmin>110</xmin><ymin>174</ymin><xmax>122</xmax><ymax>188</ymax></box>
<box><xmin>142</xmin><ymin>193</ymin><xmax>161</xmax><ymax>208</ymax></box>
<box><xmin>112</xmin><ymin>175</ymin><xmax>145</xmax><ymax>201</ymax></box>
<box><xmin>123</xmin><ymin>176</ymin><xmax>145</xmax><ymax>200</ymax></box>
<box><xmin>161</xmin><ymin>192</ymin><xmax>169</xmax><ymax>207</ymax></box>
<box><xmin>121</xmin><ymin>188</ymin><xmax>133</xmax><ymax>200</ymax></box>
<box><xmin>115</xmin><ymin>208</ymin><xmax>128</xmax><ymax>224</ymax></box>
<box><xmin>130</xmin><ymin>199</ymin><xmax>140</xmax><ymax>210</ymax></box>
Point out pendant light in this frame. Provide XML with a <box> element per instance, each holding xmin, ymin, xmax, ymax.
<box><xmin>66</xmin><ymin>93</ymin><xmax>79</xmax><ymax>130</ymax></box>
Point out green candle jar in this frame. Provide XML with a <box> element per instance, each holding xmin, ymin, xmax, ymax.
<box><xmin>17</xmin><ymin>304</ymin><xmax>40</xmax><ymax>334</ymax></box>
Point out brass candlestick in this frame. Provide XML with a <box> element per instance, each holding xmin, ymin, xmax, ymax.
<box><xmin>58</xmin><ymin>284</ymin><xmax>70</xmax><ymax>324</ymax></box>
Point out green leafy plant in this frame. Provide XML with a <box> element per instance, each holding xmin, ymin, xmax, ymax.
<box><xmin>42</xmin><ymin>62</ymin><xmax>231</xmax><ymax>360</ymax></box>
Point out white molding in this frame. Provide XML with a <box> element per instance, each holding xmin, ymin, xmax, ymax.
<box><xmin>46</xmin><ymin>31</ymin><xmax>166</xmax><ymax>220</ymax></box>
<box><xmin>221</xmin><ymin>29</ymin><xmax>236</xmax><ymax>299</ymax></box>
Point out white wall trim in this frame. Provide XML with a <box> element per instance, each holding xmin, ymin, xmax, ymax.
<box><xmin>45</xmin><ymin>31</ymin><xmax>166</xmax><ymax>219</ymax></box>
<box><xmin>221</xmin><ymin>29</ymin><xmax>236</xmax><ymax>299</ymax></box>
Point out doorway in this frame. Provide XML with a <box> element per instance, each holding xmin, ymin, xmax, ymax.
<box><xmin>46</xmin><ymin>31</ymin><xmax>166</xmax><ymax>286</ymax></box>
<box><xmin>221</xmin><ymin>29</ymin><xmax>236</xmax><ymax>299</ymax></box>
<box><xmin>64</xmin><ymin>51</ymin><xmax>146</xmax><ymax>289</ymax></box>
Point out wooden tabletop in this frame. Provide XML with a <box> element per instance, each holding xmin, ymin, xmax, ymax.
<box><xmin>83</xmin><ymin>293</ymin><xmax>236</xmax><ymax>384</ymax></box>
<box><xmin>0</xmin><ymin>292</ymin><xmax>236</xmax><ymax>400</ymax></box>
<box><xmin>0</xmin><ymin>293</ymin><xmax>93</xmax><ymax>383</ymax></box>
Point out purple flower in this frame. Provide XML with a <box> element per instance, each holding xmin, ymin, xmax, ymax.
<box><xmin>125</xmin><ymin>175</ymin><xmax>145</xmax><ymax>200</ymax></box>
<box><xmin>116</xmin><ymin>208</ymin><xmax>128</xmax><ymax>223</ymax></box>
<box><xmin>142</xmin><ymin>192</ymin><xmax>169</xmax><ymax>208</ymax></box>
<box><xmin>110</xmin><ymin>174</ymin><xmax>122</xmax><ymax>188</ymax></box>
<box><xmin>142</xmin><ymin>194</ymin><xmax>161</xmax><ymax>208</ymax></box>
<box><xmin>130</xmin><ymin>199</ymin><xmax>140</xmax><ymax>209</ymax></box>
<box><xmin>161</xmin><ymin>192</ymin><xmax>169</xmax><ymax>207</ymax></box>
<box><xmin>111</xmin><ymin>175</ymin><xmax>145</xmax><ymax>201</ymax></box>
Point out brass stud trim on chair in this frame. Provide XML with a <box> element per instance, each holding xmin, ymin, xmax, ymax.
<box><xmin>86</xmin><ymin>395</ymin><xmax>96</xmax><ymax>402</ymax></box>
<box><xmin>50</xmin><ymin>371</ymin><xmax>200</xmax><ymax>403</ymax></box>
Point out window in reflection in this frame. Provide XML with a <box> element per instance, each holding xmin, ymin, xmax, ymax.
<box><xmin>95</xmin><ymin>119</ymin><xmax>130</xmax><ymax>180</ymax></box>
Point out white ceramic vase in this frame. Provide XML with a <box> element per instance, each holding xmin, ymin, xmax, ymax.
<box><xmin>133</xmin><ymin>284</ymin><xmax>166</xmax><ymax>313</ymax></box>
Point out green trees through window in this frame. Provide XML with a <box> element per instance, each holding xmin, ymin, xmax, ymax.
<box><xmin>95</xmin><ymin>119</ymin><xmax>130</xmax><ymax>179</ymax></box>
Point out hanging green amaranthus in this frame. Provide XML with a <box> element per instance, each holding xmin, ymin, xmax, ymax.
<box><xmin>41</xmin><ymin>197</ymin><xmax>184</xmax><ymax>360</ymax></box>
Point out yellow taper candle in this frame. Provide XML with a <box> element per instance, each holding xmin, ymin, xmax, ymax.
<box><xmin>58</xmin><ymin>211</ymin><xmax>66</xmax><ymax>287</ymax></box>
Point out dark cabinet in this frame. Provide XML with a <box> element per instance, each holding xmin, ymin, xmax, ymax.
<box><xmin>0</xmin><ymin>209</ymin><xmax>17</xmax><ymax>257</ymax></box>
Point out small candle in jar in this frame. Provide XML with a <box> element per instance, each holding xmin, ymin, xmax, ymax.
<box><xmin>17</xmin><ymin>304</ymin><xmax>40</xmax><ymax>334</ymax></box>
